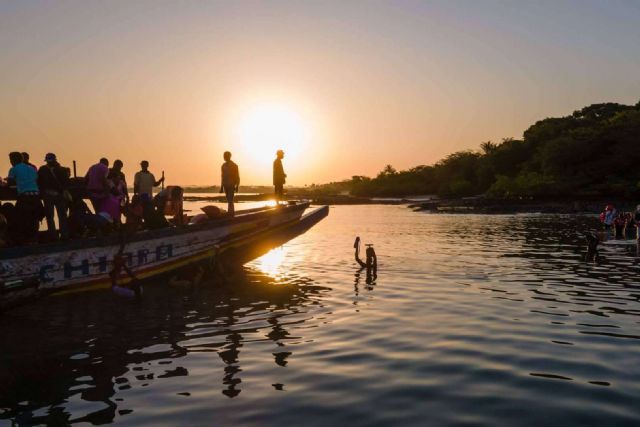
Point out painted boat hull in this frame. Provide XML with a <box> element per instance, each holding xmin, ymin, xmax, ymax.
<box><xmin>0</xmin><ymin>203</ymin><xmax>328</xmax><ymax>310</ymax></box>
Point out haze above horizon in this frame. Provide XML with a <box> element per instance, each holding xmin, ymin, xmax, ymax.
<box><xmin>2</xmin><ymin>0</ymin><xmax>639</xmax><ymax>185</ymax></box>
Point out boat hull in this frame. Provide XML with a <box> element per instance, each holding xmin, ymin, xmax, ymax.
<box><xmin>1</xmin><ymin>203</ymin><xmax>327</xmax><ymax>310</ymax></box>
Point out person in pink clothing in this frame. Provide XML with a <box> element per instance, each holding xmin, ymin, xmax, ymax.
<box><xmin>85</xmin><ymin>158</ymin><xmax>111</xmax><ymax>213</ymax></box>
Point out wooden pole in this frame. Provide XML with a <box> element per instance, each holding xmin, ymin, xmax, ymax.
<box><xmin>73</xmin><ymin>160</ymin><xmax>77</xmax><ymax>178</ymax></box>
<box><xmin>161</xmin><ymin>170</ymin><xmax>165</xmax><ymax>190</ymax></box>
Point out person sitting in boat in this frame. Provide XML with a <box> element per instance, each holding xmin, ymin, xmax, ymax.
<box><xmin>141</xmin><ymin>195</ymin><xmax>169</xmax><ymax>230</ymax></box>
<box><xmin>154</xmin><ymin>185</ymin><xmax>184</xmax><ymax>224</ymax></box>
<box><xmin>220</xmin><ymin>151</ymin><xmax>240</xmax><ymax>216</ymax></box>
<box><xmin>68</xmin><ymin>197</ymin><xmax>113</xmax><ymax>238</ymax></box>
<box><xmin>134</xmin><ymin>160</ymin><xmax>164</xmax><ymax>200</ymax></box>
<box><xmin>37</xmin><ymin>153</ymin><xmax>71</xmax><ymax>240</ymax></box>
<box><xmin>85</xmin><ymin>158</ymin><xmax>112</xmax><ymax>213</ymax></box>
<box><xmin>125</xmin><ymin>195</ymin><xmax>145</xmax><ymax>230</ymax></box>
<box><xmin>7</xmin><ymin>152</ymin><xmax>43</xmax><ymax>245</ymax></box>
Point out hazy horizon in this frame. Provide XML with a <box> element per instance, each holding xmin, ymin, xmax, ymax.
<box><xmin>2</xmin><ymin>0</ymin><xmax>640</xmax><ymax>186</ymax></box>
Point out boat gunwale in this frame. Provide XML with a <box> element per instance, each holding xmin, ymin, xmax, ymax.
<box><xmin>53</xmin><ymin>205</ymin><xmax>329</xmax><ymax>295</ymax></box>
<box><xmin>0</xmin><ymin>202</ymin><xmax>309</xmax><ymax>260</ymax></box>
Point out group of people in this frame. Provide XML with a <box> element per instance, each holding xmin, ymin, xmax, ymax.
<box><xmin>0</xmin><ymin>148</ymin><xmax>288</xmax><ymax>247</ymax></box>
<box><xmin>1</xmin><ymin>152</ymin><xmax>166</xmax><ymax>246</ymax></box>
<box><xmin>219</xmin><ymin>149</ymin><xmax>287</xmax><ymax>215</ymax></box>
<box><xmin>600</xmin><ymin>204</ymin><xmax>640</xmax><ymax>240</ymax></box>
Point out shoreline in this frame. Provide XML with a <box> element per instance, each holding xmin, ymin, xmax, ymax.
<box><xmin>185</xmin><ymin>193</ymin><xmax>638</xmax><ymax>214</ymax></box>
<box><xmin>408</xmin><ymin>197</ymin><xmax>639</xmax><ymax>214</ymax></box>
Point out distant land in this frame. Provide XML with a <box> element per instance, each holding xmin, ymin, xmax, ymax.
<box><xmin>299</xmin><ymin>101</ymin><xmax>640</xmax><ymax>201</ymax></box>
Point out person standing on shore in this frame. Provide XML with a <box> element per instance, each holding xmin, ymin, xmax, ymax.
<box><xmin>219</xmin><ymin>151</ymin><xmax>240</xmax><ymax>216</ymax></box>
<box><xmin>134</xmin><ymin>160</ymin><xmax>164</xmax><ymax>200</ymax></box>
<box><xmin>273</xmin><ymin>149</ymin><xmax>286</xmax><ymax>205</ymax></box>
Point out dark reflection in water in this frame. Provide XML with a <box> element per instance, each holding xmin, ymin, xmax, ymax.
<box><xmin>0</xmin><ymin>268</ymin><xmax>329</xmax><ymax>425</ymax></box>
<box><xmin>2</xmin><ymin>207</ymin><xmax>640</xmax><ymax>426</ymax></box>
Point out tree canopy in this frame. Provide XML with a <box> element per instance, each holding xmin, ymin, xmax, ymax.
<box><xmin>317</xmin><ymin>101</ymin><xmax>640</xmax><ymax>199</ymax></box>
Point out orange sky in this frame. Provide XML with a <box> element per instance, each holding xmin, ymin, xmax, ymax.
<box><xmin>2</xmin><ymin>1</ymin><xmax>639</xmax><ymax>185</ymax></box>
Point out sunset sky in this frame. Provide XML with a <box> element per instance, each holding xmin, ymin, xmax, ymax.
<box><xmin>2</xmin><ymin>0</ymin><xmax>639</xmax><ymax>186</ymax></box>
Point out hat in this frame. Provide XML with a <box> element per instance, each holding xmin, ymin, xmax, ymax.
<box><xmin>45</xmin><ymin>153</ymin><xmax>57</xmax><ymax>162</ymax></box>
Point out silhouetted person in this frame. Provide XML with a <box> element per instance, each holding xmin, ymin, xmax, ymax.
<box><xmin>220</xmin><ymin>151</ymin><xmax>240</xmax><ymax>216</ymax></box>
<box><xmin>134</xmin><ymin>160</ymin><xmax>164</xmax><ymax>200</ymax></box>
<box><xmin>108</xmin><ymin>160</ymin><xmax>128</xmax><ymax>202</ymax></box>
<box><xmin>273</xmin><ymin>150</ymin><xmax>286</xmax><ymax>205</ymax></box>
<box><xmin>85</xmin><ymin>158</ymin><xmax>111</xmax><ymax>213</ymax></box>
<box><xmin>21</xmin><ymin>152</ymin><xmax>37</xmax><ymax>172</ymax></box>
<box><xmin>7</xmin><ymin>152</ymin><xmax>42</xmax><ymax>244</ymax></box>
<box><xmin>107</xmin><ymin>159</ymin><xmax>128</xmax><ymax>224</ymax></box>
<box><xmin>38</xmin><ymin>153</ymin><xmax>70</xmax><ymax>240</ymax></box>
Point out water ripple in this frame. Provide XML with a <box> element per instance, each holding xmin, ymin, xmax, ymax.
<box><xmin>1</xmin><ymin>206</ymin><xmax>640</xmax><ymax>425</ymax></box>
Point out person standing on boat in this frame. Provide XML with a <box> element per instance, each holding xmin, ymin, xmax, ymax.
<box><xmin>7</xmin><ymin>152</ymin><xmax>43</xmax><ymax>244</ymax></box>
<box><xmin>21</xmin><ymin>152</ymin><xmax>38</xmax><ymax>172</ymax></box>
<box><xmin>37</xmin><ymin>153</ymin><xmax>70</xmax><ymax>240</ymax></box>
<box><xmin>134</xmin><ymin>160</ymin><xmax>164</xmax><ymax>200</ymax></box>
<box><xmin>273</xmin><ymin>149</ymin><xmax>286</xmax><ymax>205</ymax></box>
<box><xmin>107</xmin><ymin>159</ymin><xmax>129</xmax><ymax>225</ymax></box>
<box><xmin>85</xmin><ymin>158</ymin><xmax>111</xmax><ymax>213</ymax></box>
<box><xmin>220</xmin><ymin>151</ymin><xmax>240</xmax><ymax>216</ymax></box>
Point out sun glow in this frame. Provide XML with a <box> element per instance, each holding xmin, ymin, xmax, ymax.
<box><xmin>235</xmin><ymin>103</ymin><xmax>310</xmax><ymax>163</ymax></box>
<box><xmin>253</xmin><ymin>247</ymin><xmax>287</xmax><ymax>278</ymax></box>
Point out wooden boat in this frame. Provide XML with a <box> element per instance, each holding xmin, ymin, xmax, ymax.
<box><xmin>0</xmin><ymin>202</ymin><xmax>328</xmax><ymax>310</ymax></box>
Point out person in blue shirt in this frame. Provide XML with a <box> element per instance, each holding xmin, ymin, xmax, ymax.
<box><xmin>8</xmin><ymin>152</ymin><xmax>39</xmax><ymax>194</ymax></box>
<box><xmin>7</xmin><ymin>152</ymin><xmax>43</xmax><ymax>244</ymax></box>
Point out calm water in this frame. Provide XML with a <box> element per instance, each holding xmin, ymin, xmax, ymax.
<box><xmin>1</xmin><ymin>205</ymin><xmax>640</xmax><ymax>426</ymax></box>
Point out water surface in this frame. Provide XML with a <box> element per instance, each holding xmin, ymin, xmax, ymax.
<box><xmin>1</xmin><ymin>205</ymin><xmax>640</xmax><ymax>426</ymax></box>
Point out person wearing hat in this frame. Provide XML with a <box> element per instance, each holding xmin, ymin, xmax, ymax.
<box><xmin>134</xmin><ymin>160</ymin><xmax>164</xmax><ymax>200</ymax></box>
<box><xmin>38</xmin><ymin>153</ymin><xmax>71</xmax><ymax>240</ymax></box>
<box><xmin>273</xmin><ymin>149</ymin><xmax>287</xmax><ymax>205</ymax></box>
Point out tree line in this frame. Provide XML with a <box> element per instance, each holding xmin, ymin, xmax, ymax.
<box><xmin>310</xmin><ymin>101</ymin><xmax>640</xmax><ymax>199</ymax></box>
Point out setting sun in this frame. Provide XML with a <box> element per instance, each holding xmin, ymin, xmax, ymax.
<box><xmin>235</xmin><ymin>103</ymin><xmax>310</xmax><ymax>163</ymax></box>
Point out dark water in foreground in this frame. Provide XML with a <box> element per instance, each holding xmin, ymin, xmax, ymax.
<box><xmin>1</xmin><ymin>205</ymin><xmax>640</xmax><ymax>426</ymax></box>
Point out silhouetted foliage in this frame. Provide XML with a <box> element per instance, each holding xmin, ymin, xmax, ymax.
<box><xmin>315</xmin><ymin>101</ymin><xmax>640</xmax><ymax>199</ymax></box>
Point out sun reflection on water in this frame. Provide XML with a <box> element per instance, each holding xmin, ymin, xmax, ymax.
<box><xmin>252</xmin><ymin>246</ymin><xmax>288</xmax><ymax>279</ymax></box>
